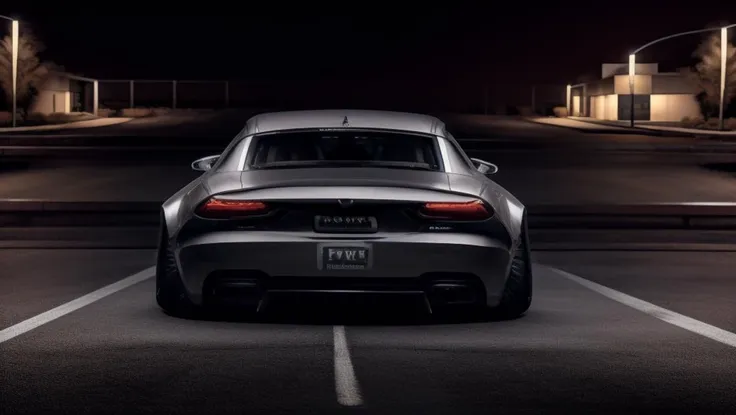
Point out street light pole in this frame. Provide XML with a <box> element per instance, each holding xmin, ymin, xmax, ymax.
<box><xmin>11</xmin><ymin>19</ymin><xmax>18</xmax><ymax>128</ymax></box>
<box><xmin>719</xmin><ymin>26</ymin><xmax>728</xmax><ymax>131</ymax></box>
<box><xmin>0</xmin><ymin>16</ymin><xmax>19</xmax><ymax>128</ymax></box>
<box><xmin>629</xmin><ymin>54</ymin><xmax>635</xmax><ymax>127</ymax></box>
<box><xmin>628</xmin><ymin>26</ymin><xmax>732</xmax><ymax>129</ymax></box>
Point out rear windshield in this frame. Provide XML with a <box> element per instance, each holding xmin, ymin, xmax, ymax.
<box><xmin>247</xmin><ymin>130</ymin><xmax>442</xmax><ymax>171</ymax></box>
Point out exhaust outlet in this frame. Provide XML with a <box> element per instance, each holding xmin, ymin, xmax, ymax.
<box><xmin>428</xmin><ymin>282</ymin><xmax>478</xmax><ymax>305</ymax></box>
<box><xmin>207</xmin><ymin>278</ymin><xmax>262</xmax><ymax>308</ymax></box>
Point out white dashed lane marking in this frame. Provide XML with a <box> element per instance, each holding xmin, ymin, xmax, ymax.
<box><xmin>333</xmin><ymin>325</ymin><xmax>363</xmax><ymax>406</ymax></box>
<box><xmin>0</xmin><ymin>267</ymin><xmax>155</xmax><ymax>344</ymax></box>
<box><xmin>552</xmin><ymin>267</ymin><xmax>736</xmax><ymax>348</ymax></box>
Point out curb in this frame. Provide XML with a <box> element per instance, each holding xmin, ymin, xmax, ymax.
<box><xmin>525</xmin><ymin>118</ymin><xmax>693</xmax><ymax>137</ymax></box>
<box><xmin>0</xmin><ymin>118</ymin><xmax>133</xmax><ymax>134</ymax></box>
<box><xmin>526</xmin><ymin>117</ymin><xmax>736</xmax><ymax>140</ymax></box>
<box><xmin>566</xmin><ymin>118</ymin><xmax>698</xmax><ymax>137</ymax></box>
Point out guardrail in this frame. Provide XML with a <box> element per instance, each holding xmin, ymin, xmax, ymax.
<box><xmin>529</xmin><ymin>203</ymin><xmax>736</xmax><ymax>229</ymax></box>
<box><xmin>2</xmin><ymin>200</ymin><xmax>736</xmax><ymax>229</ymax></box>
<box><xmin>0</xmin><ymin>200</ymin><xmax>160</xmax><ymax>227</ymax></box>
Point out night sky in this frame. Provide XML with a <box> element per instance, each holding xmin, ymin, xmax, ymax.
<box><xmin>4</xmin><ymin>5</ymin><xmax>736</xmax><ymax>106</ymax></box>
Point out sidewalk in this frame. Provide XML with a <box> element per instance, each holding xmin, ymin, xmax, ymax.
<box><xmin>530</xmin><ymin>116</ymin><xmax>736</xmax><ymax>139</ymax></box>
<box><xmin>570</xmin><ymin>117</ymin><xmax>736</xmax><ymax>137</ymax></box>
<box><xmin>530</xmin><ymin>117</ymin><xmax>635</xmax><ymax>133</ymax></box>
<box><xmin>636</xmin><ymin>124</ymin><xmax>736</xmax><ymax>136</ymax></box>
<box><xmin>0</xmin><ymin>118</ymin><xmax>132</xmax><ymax>133</ymax></box>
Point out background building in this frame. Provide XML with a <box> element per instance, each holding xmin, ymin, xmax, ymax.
<box><xmin>30</xmin><ymin>72</ymin><xmax>99</xmax><ymax>115</ymax></box>
<box><xmin>568</xmin><ymin>63</ymin><xmax>701</xmax><ymax>122</ymax></box>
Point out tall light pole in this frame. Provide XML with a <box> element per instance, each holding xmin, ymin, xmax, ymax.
<box><xmin>0</xmin><ymin>16</ymin><xmax>18</xmax><ymax>128</ymax></box>
<box><xmin>719</xmin><ymin>26</ymin><xmax>729</xmax><ymax>131</ymax></box>
<box><xmin>628</xmin><ymin>26</ymin><xmax>734</xmax><ymax>129</ymax></box>
<box><xmin>629</xmin><ymin>54</ymin><xmax>636</xmax><ymax>127</ymax></box>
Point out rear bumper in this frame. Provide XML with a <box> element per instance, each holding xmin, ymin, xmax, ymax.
<box><xmin>175</xmin><ymin>231</ymin><xmax>512</xmax><ymax>307</ymax></box>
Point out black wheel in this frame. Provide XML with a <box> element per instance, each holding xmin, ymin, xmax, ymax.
<box><xmin>491</xmin><ymin>215</ymin><xmax>532</xmax><ymax>319</ymax></box>
<box><xmin>156</xmin><ymin>220</ymin><xmax>197</xmax><ymax>317</ymax></box>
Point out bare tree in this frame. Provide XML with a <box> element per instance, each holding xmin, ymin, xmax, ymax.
<box><xmin>0</xmin><ymin>30</ymin><xmax>58</xmax><ymax>118</ymax></box>
<box><xmin>681</xmin><ymin>30</ymin><xmax>736</xmax><ymax>119</ymax></box>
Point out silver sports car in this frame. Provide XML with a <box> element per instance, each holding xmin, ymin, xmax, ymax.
<box><xmin>157</xmin><ymin>110</ymin><xmax>531</xmax><ymax>318</ymax></box>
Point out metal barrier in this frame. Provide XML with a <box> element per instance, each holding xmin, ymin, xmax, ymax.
<box><xmin>529</xmin><ymin>203</ymin><xmax>736</xmax><ymax>229</ymax></box>
<box><xmin>96</xmin><ymin>79</ymin><xmax>566</xmax><ymax>114</ymax></box>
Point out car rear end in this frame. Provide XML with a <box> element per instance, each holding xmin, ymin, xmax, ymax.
<box><xmin>172</xmin><ymin>129</ymin><xmax>515</xmax><ymax>312</ymax></box>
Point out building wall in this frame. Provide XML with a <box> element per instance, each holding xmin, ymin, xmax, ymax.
<box><xmin>576</xmin><ymin>64</ymin><xmax>699</xmax><ymax>122</ymax></box>
<box><xmin>602</xmin><ymin>63</ymin><xmax>658</xmax><ymax>79</ymax></box>
<box><xmin>29</xmin><ymin>74</ymin><xmax>71</xmax><ymax>114</ymax></box>
<box><xmin>651</xmin><ymin>74</ymin><xmax>699</xmax><ymax>94</ymax></box>
<box><xmin>590</xmin><ymin>96</ymin><xmax>599</xmax><ymax>119</ymax></box>
<box><xmin>586</xmin><ymin>77</ymin><xmax>615</xmax><ymax>97</ymax></box>
<box><xmin>650</xmin><ymin>94</ymin><xmax>700</xmax><ymax>122</ymax></box>
<box><xmin>590</xmin><ymin>94</ymin><xmax>619</xmax><ymax>120</ymax></box>
<box><xmin>42</xmin><ymin>74</ymin><xmax>71</xmax><ymax>91</ymax></box>
<box><xmin>605</xmin><ymin>95</ymin><xmax>618</xmax><ymax>120</ymax></box>
<box><xmin>614</xmin><ymin>74</ymin><xmax>652</xmax><ymax>95</ymax></box>
<box><xmin>572</xmin><ymin>96</ymin><xmax>581</xmax><ymax>116</ymax></box>
<box><xmin>30</xmin><ymin>91</ymin><xmax>71</xmax><ymax>114</ymax></box>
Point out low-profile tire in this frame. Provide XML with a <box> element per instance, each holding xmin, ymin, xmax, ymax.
<box><xmin>491</xmin><ymin>215</ymin><xmax>532</xmax><ymax>319</ymax></box>
<box><xmin>156</xmin><ymin>223</ymin><xmax>197</xmax><ymax>317</ymax></box>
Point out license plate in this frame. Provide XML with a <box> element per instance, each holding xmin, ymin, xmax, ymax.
<box><xmin>318</xmin><ymin>244</ymin><xmax>372</xmax><ymax>270</ymax></box>
<box><xmin>314</xmin><ymin>215</ymin><xmax>377</xmax><ymax>233</ymax></box>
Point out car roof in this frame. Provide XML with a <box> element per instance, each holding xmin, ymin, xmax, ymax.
<box><xmin>241</xmin><ymin>110</ymin><xmax>447</xmax><ymax>137</ymax></box>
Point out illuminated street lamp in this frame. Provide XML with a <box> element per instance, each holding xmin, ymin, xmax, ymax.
<box><xmin>0</xmin><ymin>15</ymin><xmax>18</xmax><ymax>127</ymax></box>
<box><xmin>718</xmin><ymin>26</ymin><xmax>729</xmax><ymax>131</ymax></box>
<box><xmin>628</xmin><ymin>24</ymin><xmax>735</xmax><ymax>129</ymax></box>
<box><xmin>628</xmin><ymin>54</ymin><xmax>635</xmax><ymax>128</ymax></box>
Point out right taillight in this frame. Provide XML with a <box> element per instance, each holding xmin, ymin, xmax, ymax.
<box><xmin>419</xmin><ymin>199</ymin><xmax>492</xmax><ymax>221</ymax></box>
<box><xmin>195</xmin><ymin>198</ymin><xmax>270</xmax><ymax>219</ymax></box>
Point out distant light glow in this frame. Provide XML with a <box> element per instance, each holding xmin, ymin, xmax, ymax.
<box><xmin>720</xmin><ymin>27</ymin><xmax>727</xmax><ymax>129</ymax></box>
<box><xmin>628</xmin><ymin>54</ymin><xmax>635</xmax><ymax>77</ymax></box>
<box><xmin>11</xmin><ymin>20</ymin><xmax>18</xmax><ymax>128</ymax></box>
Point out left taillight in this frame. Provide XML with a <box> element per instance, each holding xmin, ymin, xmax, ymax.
<box><xmin>195</xmin><ymin>198</ymin><xmax>270</xmax><ymax>219</ymax></box>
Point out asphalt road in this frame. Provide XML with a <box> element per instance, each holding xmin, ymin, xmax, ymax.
<box><xmin>2</xmin><ymin>113</ymin><xmax>733</xmax><ymax>149</ymax></box>
<box><xmin>4</xmin><ymin>156</ymin><xmax>736</xmax><ymax>205</ymax></box>
<box><xmin>1</xmin><ymin>230</ymin><xmax>736</xmax><ymax>414</ymax></box>
<box><xmin>3</xmin><ymin>117</ymin><xmax>736</xmax><ymax>204</ymax></box>
<box><xmin>2</xmin><ymin>116</ymin><xmax>736</xmax><ymax>414</ymax></box>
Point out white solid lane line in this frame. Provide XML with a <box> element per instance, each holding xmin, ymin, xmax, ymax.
<box><xmin>0</xmin><ymin>266</ymin><xmax>155</xmax><ymax>344</ymax></box>
<box><xmin>333</xmin><ymin>325</ymin><xmax>363</xmax><ymax>406</ymax></box>
<box><xmin>551</xmin><ymin>267</ymin><xmax>736</xmax><ymax>349</ymax></box>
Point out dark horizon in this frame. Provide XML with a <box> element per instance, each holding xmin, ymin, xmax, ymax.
<box><xmin>2</xmin><ymin>6</ymin><xmax>735</xmax><ymax>106</ymax></box>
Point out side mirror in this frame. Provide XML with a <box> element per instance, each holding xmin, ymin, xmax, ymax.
<box><xmin>471</xmin><ymin>158</ymin><xmax>498</xmax><ymax>175</ymax></box>
<box><xmin>191</xmin><ymin>155</ymin><xmax>220</xmax><ymax>172</ymax></box>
